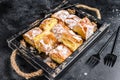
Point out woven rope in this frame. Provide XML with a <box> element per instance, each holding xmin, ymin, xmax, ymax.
<box><xmin>10</xmin><ymin>49</ymin><xmax>43</xmax><ymax>79</ymax></box>
<box><xmin>76</xmin><ymin>4</ymin><xmax>101</xmax><ymax>19</ymax></box>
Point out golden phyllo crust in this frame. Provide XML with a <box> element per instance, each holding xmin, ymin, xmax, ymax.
<box><xmin>60</xmin><ymin>30</ymin><xmax>83</xmax><ymax>51</ymax></box>
<box><xmin>39</xmin><ymin>18</ymin><xmax>58</xmax><ymax>31</ymax></box>
<box><xmin>51</xmin><ymin>20</ymin><xmax>69</xmax><ymax>41</ymax></box>
<box><xmin>23</xmin><ymin>27</ymin><xmax>42</xmax><ymax>47</ymax></box>
<box><xmin>72</xmin><ymin>17</ymin><xmax>97</xmax><ymax>40</ymax></box>
<box><xmin>79</xmin><ymin>17</ymin><xmax>97</xmax><ymax>39</ymax></box>
<box><xmin>49</xmin><ymin>44</ymin><xmax>72</xmax><ymax>64</ymax></box>
<box><xmin>51</xmin><ymin>10</ymin><xmax>70</xmax><ymax>22</ymax></box>
<box><xmin>34</xmin><ymin>31</ymin><xmax>58</xmax><ymax>54</ymax></box>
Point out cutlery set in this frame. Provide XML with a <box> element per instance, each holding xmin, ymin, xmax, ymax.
<box><xmin>86</xmin><ymin>26</ymin><xmax>120</xmax><ymax>67</ymax></box>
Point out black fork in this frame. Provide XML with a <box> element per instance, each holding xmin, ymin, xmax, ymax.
<box><xmin>104</xmin><ymin>26</ymin><xmax>120</xmax><ymax>67</ymax></box>
<box><xmin>86</xmin><ymin>30</ymin><xmax>117</xmax><ymax>67</ymax></box>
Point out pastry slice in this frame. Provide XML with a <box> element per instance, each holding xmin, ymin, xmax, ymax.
<box><xmin>51</xmin><ymin>20</ymin><xmax>69</xmax><ymax>41</ymax></box>
<box><xmin>78</xmin><ymin>17</ymin><xmax>97</xmax><ymax>39</ymax></box>
<box><xmin>65</xmin><ymin>16</ymin><xmax>97</xmax><ymax>40</ymax></box>
<box><xmin>80</xmin><ymin>17</ymin><xmax>97</xmax><ymax>32</ymax></box>
<box><xmin>60</xmin><ymin>30</ymin><xmax>83</xmax><ymax>51</ymax></box>
<box><xmin>34</xmin><ymin>31</ymin><xmax>58</xmax><ymax>54</ymax></box>
<box><xmin>67</xmin><ymin>14</ymin><xmax>81</xmax><ymax>22</ymax></box>
<box><xmin>51</xmin><ymin>10</ymin><xmax>70</xmax><ymax>22</ymax></box>
<box><xmin>72</xmin><ymin>23</ymin><xmax>86</xmax><ymax>39</ymax></box>
<box><xmin>49</xmin><ymin>44</ymin><xmax>72</xmax><ymax>64</ymax></box>
<box><xmin>39</xmin><ymin>18</ymin><xmax>58</xmax><ymax>31</ymax></box>
<box><xmin>23</xmin><ymin>27</ymin><xmax>42</xmax><ymax>47</ymax></box>
<box><xmin>64</xmin><ymin>14</ymin><xmax>82</xmax><ymax>29</ymax></box>
<box><xmin>64</xmin><ymin>14</ymin><xmax>87</xmax><ymax>39</ymax></box>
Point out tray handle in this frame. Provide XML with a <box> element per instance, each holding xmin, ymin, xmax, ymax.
<box><xmin>10</xmin><ymin>49</ymin><xmax>43</xmax><ymax>79</ymax></box>
<box><xmin>75</xmin><ymin>4</ymin><xmax>101</xmax><ymax>19</ymax></box>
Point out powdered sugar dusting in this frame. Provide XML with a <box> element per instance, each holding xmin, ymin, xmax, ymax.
<box><xmin>24</xmin><ymin>27</ymin><xmax>42</xmax><ymax>40</ymax></box>
<box><xmin>39</xmin><ymin>39</ymin><xmax>53</xmax><ymax>54</ymax></box>
<box><xmin>65</xmin><ymin>19</ymin><xmax>77</xmax><ymax>29</ymax></box>
<box><xmin>85</xmin><ymin>24</ymin><xmax>94</xmax><ymax>39</ymax></box>
<box><xmin>68</xmin><ymin>30</ymin><xmax>82</xmax><ymax>41</ymax></box>
<box><xmin>32</xmin><ymin>28</ymin><xmax>42</xmax><ymax>37</ymax></box>
<box><xmin>67</xmin><ymin>14</ymin><xmax>81</xmax><ymax>22</ymax></box>
<box><xmin>52</xmin><ymin>23</ymin><xmax>67</xmax><ymax>40</ymax></box>
<box><xmin>52</xmin><ymin>10</ymin><xmax>70</xmax><ymax>22</ymax></box>
<box><xmin>56</xmin><ymin>45</ymin><xmax>70</xmax><ymax>58</ymax></box>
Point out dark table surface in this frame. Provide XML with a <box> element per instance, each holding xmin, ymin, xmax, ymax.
<box><xmin>0</xmin><ymin>0</ymin><xmax>120</xmax><ymax>80</ymax></box>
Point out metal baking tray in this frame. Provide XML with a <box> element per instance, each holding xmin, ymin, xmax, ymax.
<box><xmin>7</xmin><ymin>3</ymin><xmax>110</xmax><ymax>80</ymax></box>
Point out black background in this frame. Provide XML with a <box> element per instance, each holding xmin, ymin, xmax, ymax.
<box><xmin>0</xmin><ymin>0</ymin><xmax>120</xmax><ymax>80</ymax></box>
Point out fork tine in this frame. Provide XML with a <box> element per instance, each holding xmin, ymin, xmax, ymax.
<box><xmin>92</xmin><ymin>58</ymin><xmax>96</xmax><ymax>63</ymax></box>
<box><xmin>105</xmin><ymin>56</ymin><xmax>108</xmax><ymax>65</ymax></box>
<box><xmin>104</xmin><ymin>56</ymin><xmax>106</xmax><ymax>64</ymax></box>
<box><xmin>112</xmin><ymin>56</ymin><xmax>117</xmax><ymax>67</ymax></box>
<box><xmin>104</xmin><ymin>56</ymin><xmax>107</xmax><ymax>65</ymax></box>
<box><xmin>86</xmin><ymin>57</ymin><xmax>92</xmax><ymax>64</ymax></box>
<box><xmin>87</xmin><ymin>56</ymin><xmax>95</xmax><ymax>66</ymax></box>
<box><xmin>105</xmin><ymin>56</ymin><xmax>109</xmax><ymax>66</ymax></box>
<box><xmin>104</xmin><ymin>55</ymin><xmax>108</xmax><ymax>65</ymax></box>
<box><xmin>111</xmin><ymin>56</ymin><xmax>115</xmax><ymax>67</ymax></box>
<box><xmin>93</xmin><ymin>60</ymin><xmax>98</xmax><ymax>67</ymax></box>
<box><xmin>112</xmin><ymin>59</ymin><xmax>116</xmax><ymax>67</ymax></box>
<box><xmin>91</xmin><ymin>57</ymin><xmax>95</xmax><ymax>64</ymax></box>
<box><xmin>92</xmin><ymin>61</ymin><xmax>96</xmax><ymax>66</ymax></box>
<box><xmin>105</xmin><ymin>58</ymin><xmax>107</xmax><ymax>65</ymax></box>
<box><xmin>89</xmin><ymin>58</ymin><xmax>95</xmax><ymax>65</ymax></box>
<box><xmin>88</xmin><ymin>57</ymin><xmax>93</xmax><ymax>64</ymax></box>
<box><xmin>93</xmin><ymin>57</ymin><xmax>98</xmax><ymax>64</ymax></box>
<box><xmin>108</xmin><ymin>55</ymin><xmax>113</xmax><ymax>67</ymax></box>
<box><xmin>109</xmin><ymin>56</ymin><xmax>112</xmax><ymax>67</ymax></box>
<box><xmin>107</xmin><ymin>56</ymin><xmax>111</xmax><ymax>66</ymax></box>
<box><xmin>92</xmin><ymin>57</ymin><xmax>99</xmax><ymax>67</ymax></box>
<box><xmin>88</xmin><ymin>56</ymin><xmax>94</xmax><ymax>63</ymax></box>
<box><xmin>108</xmin><ymin>56</ymin><xmax>111</xmax><ymax>66</ymax></box>
<box><xmin>109</xmin><ymin>56</ymin><xmax>113</xmax><ymax>67</ymax></box>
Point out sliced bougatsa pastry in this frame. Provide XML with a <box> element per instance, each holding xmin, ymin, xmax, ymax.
<box><xmin>51</xmin><ymin>19</ymin><xmax>83</xmax><ymax>51</ymax></box>
<box><xmin>49</xmin><ymin>44</ymin><xmax>72</xmax><ymax>64</ymax></box>
<box><xmin>80</xmin><ymin>17</ymin><xmax>97</xmax><ymax>32</ymax></box>
<box><xmin>51</xmin><ymin>10</ymin><xmax>70</xmax><ymax>22</ymax></box>
<box><xmin>65</xmin><ymin>16</ymin><xmax>97</xmax><ymax>40</ymax></box>
<box><xmin>60</xmin><ymin>30</ymin><xmax>83</xmax><ymax>51</ymax></box>
<box><xmin>73</xmin><ymin>17</ymin><xmax>97</xmax><ymax>40</ymax></box>
<box><xmin>64</xmin><ymin>14</ymin><xmax>81</xmax><ymax>29</ymax></box>
<box><xmin>51</xmin><ymin>20</ymin><xmax>69</xmax><ymax>41</ymax></box>
<box><xmin>34</xmin><ymin>31</ymin><xmax>58</xmax><ymax>54</ymax></box>
<box><xmin>39</xmin><ymin>18</ymin><xmax>58</xmax><ymax>31</ymax></box>
<box><xmin>23</xmin><ymin>27</ymin><xmax>42</xmax><ymax>47</ymax></box>
<box><xmin>64</xmin><ymin>14</ymin><xmax>87</xmax><ymax>39</ymax></box>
